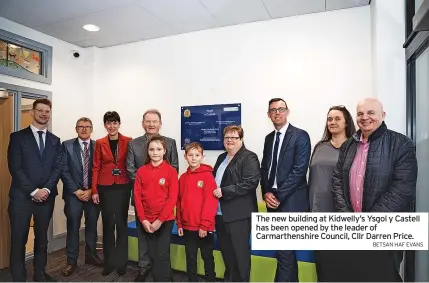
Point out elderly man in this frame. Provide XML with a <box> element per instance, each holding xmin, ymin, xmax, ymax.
<box><xmin>126</xmin><ymin>109</ymin><xmax>179</xmax><ymax>282</ymax></box>
<box><xmin>332</xmin><ymin>98</ymin><xmax>418</xmax><ymax>282</ymax></box>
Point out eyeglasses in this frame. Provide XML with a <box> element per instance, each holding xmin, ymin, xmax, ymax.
<box><xmin>224</xmin><ymin>136</ymin><xmax>240</xmax><ymax>141</ymax></box>
<box><xmin>76</xmin><ymin>126</ymin><xmax>92</xmax><ymax>130</ymax></box>
<box><xmin>268</xmin><ymin>107</ymin><xmax>287</xmax><ymax>114</ymax></box>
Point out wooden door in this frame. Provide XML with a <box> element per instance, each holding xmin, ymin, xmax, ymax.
<box><xmin>0</xmin><ymin>94</ymin><xmax>13</xmax><ymax>268</ymax></box>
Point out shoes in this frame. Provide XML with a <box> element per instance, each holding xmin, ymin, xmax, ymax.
<box><xmin>102</xmin><ymin>268</ymin><xmax>114</xmax><ymax>276</ymax></box>
<box><xmin>134</xmin><ymin>267</ymin><xmax>151</xmax><ymax>282</ymax></box>
<box><xmin>85</xmin><ymin>255</ymin><xmax>104</xmax><ymax>267</ymax></box>
<box><xmin>61</xmin><ymin>264</ymin><xmax>76</xmax><ymax>277</ymax></box>
<box><xmin>117</xmin><ymin>267</ymin><xmax>127</xmax><ymax>276</ymax></box>
<box><xmin>33</xmin><ymin>272</ymin><xmax>57</xmax><ymax>282</ymax></box>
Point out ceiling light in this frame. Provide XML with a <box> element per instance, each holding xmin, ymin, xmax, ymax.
<box><xmin>83</xmin><ymin>24</ymin><xmax>100</xmax><ymax>32</ymax></box>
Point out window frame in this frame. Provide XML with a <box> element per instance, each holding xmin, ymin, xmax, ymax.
<box><xmin>0</xmin><ymin>29</ymin><xmax>52</xmax><ymax>84</ymax></box>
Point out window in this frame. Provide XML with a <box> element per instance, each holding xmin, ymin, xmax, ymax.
<box><xmin>0</xmin><ymin>29</ymin><xmax>52</xmax><ymax>84</ymax></box>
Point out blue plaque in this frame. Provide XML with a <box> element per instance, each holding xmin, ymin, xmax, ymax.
<box><xmin>181</xmin><ymin>103</ymin><xmax>241</xmax><ymax>150</ymax></box>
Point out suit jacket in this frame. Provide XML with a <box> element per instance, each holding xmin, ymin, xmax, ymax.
<box><xmin>91</xmin><ymin>133</ymin><xmax>132</xmax><ymax>194</ymax></box>
<box><xmin>213</xmin><ymin>145</ymin><xmax>260</xmax><ymax>223</ymax></box>
<box><xmin>7</xmin><ymin>126</ymin><xmax>62</xmax><ymax>200</ymax></box>
<box><xmin>61</xmin><ymin>138</ymin><xmax>95</xmax><ymax>199</ymax></box>
<box><xmin>126</xmin><ymin>133</ymin><xmax>179</xmax><ymax>182</ymax></box>
<box><xmin>260</xmin><ymin>124</ymin><xmax>311</xmax><ymax>212</ymax></box>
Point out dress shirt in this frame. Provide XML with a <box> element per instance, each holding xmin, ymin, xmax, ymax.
<box><xmin>29</xmin><ymin>124</ymin><xmax>50</xmax><ymax>197</ymax></box>
<box><xmin>268</xmin><ymin>122</ymin><xmax>289</xmax><ymax>189</ymax></box>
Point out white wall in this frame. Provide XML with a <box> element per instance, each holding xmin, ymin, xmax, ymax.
<box><xmin>93</xmin><ymin>6</ymin><xmax>373</xmax><ymax>174</ymax></box>
<box><xmin>371</xmin><ymin>0</ymin><xmax>406</xmax><ymax>134</ymax></box>
<box><xmin>0</xmin><ymin>16</ymin><xmax>95</xmax><ymax>236</ymax></box>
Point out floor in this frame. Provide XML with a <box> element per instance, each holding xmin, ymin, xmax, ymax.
<box><xmin>0</xmin><ymin>243</ymin><xmax>206</xmax><ymax>282</ymax></box>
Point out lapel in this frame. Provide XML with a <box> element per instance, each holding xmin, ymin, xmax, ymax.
<box><xmin>140</xmin><ymin>134</ymin><xmax>148</xmax><ymax>162</ymax></box>
<box><xmin>221</xmin><ymin>145</ymin><xmax>246</xmax><ymax>184</ymax></box>
<box><xmin>277</xmin><ymin>124</ymin><xmax>293</xmax><ymax>166</ymax></box>
<box><xmin>73</xmin><ymin>138</ymin><xmax>83</xmax><ymax>172</ymax></box>
<box><xmin>90</xmin><ymin>140</ymin><xmax>95</xmax><ymax>170</ymax></box>
<box><xmin>102</xmin><ymin>136</ymin><xmax>115</xmax><ymax>162</ymax></box>
<box><xmin>265</xmin><ymin>131</ymin><xmax>275</xmax><ymax>166</ymax></box>
<box><xmin>118</xmin><ymin>133</ymin><xmax>126</xmax><ymax>160</ymax></box>
<box><xmin>24</xmin><ymin>126</ymin><xmax>42</xmax><ymax>159</ymax></box>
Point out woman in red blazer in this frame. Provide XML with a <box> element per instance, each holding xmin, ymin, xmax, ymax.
<box><xmin>91</xmin><ymin>111</ymin><xmax>132</xmax><ymax>276</ymax></box>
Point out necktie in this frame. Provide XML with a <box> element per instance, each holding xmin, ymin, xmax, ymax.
<box><xmin>268</xmin><ymin>131</ymin><xmax>281</xmax><ymax>189</ymax></box>
<box><xmin>82</xmin><ymin>142</ymin><xmax>89</xmax><ymax>189</ymax></box>
<box><xmin>37</xmin><ymin>131</ymin><xmax>44</xmax><ymax>156</ymax></box>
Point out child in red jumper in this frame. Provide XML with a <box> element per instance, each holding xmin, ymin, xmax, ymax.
<box><xmin>134</xmin><ymin>136</ymin><xmax>178</xmax><ymax>282</ymax></box>
<box><xmin>176</xmin><ymin>142</ymin><xmax>218</xmax><ymax>282</ymax></box>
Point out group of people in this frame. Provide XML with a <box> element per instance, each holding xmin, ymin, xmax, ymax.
<box><xmin>6</xmin><ymin>96</ymin><xmax>417</xmax><ymax>282</ymax></box>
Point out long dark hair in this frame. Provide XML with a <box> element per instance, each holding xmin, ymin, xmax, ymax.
<box><xmin>321</xmin><ymin>105</ymin><xmax>356</xmax><ymax>142</ymax></box>
<box><xmin>144</xmin><ymin>136</ymin><xmax>169</xmax><ymax>165</ymax></box>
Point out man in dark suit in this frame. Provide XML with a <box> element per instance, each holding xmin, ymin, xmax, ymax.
<box><xmin>60</xmin><ymin>117</ymin><xmax>102</xmax><ymax>276</ymax></box>
<box><xmin>7</xmin><ymin>98</ymin><xmax>62</xmax><ymax>282</ymax></box>
<box><xmin>260</xmin><ymin>98</ymin><xmax>311</xmax><ymax>282</ymax></box>
<box><xmin>126</xmin><ymin>109</ymin><xmax>179</xmax><ymax>281</ymax></box>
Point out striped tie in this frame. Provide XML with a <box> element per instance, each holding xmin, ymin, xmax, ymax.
<box><xmin>83</xmin><ymin>142</ymin><xmax>89</xmax><ymax>189</ymax></box>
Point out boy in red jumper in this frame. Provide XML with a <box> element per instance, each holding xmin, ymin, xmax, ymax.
<box><xmin>176</xmin><ymin>142</ymin><xmax>218</xmax><ymax>282</ymax></box>
<box><xmin>134</xmin><ymin>136</ymin><xmax>178</xmax><ymax>282</ymax></box>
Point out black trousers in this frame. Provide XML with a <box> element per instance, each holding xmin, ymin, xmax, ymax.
<box><xmin>135</xmin><ymin>206</ymin><xmax>151</xmax><ymax>270</ymax></box>
<box><xmin>315</xmin><ymin>250</ymin><xmax>403</xmax><ymax>282</ymax></box>
<box><xmin>64</xmin><ymin>194</ymin><xmax>100</xmax><ymax>265</ymax></box>
<box><xmin>98</xmin><ymin>183</ymin><xmax>131</xmax><ymax>269</ymax></box>
<box><xmin>184</xmin><ymin>229</ymin><xmax>216</xmax><ymax>281</ymax></box>
<box><xmin>143</xmin><ymin>220</ymin><xmax>174</xmax><ymax>282</ymax></box>
<box><xmin>215</xmin><ymin>216</ymin><xmax>251</xmax><ymax>282</ymax></box>
<box><xmin>8</xmin><ymin>197</ymin><xmax>55</xmax><ymax>282</ymax></box>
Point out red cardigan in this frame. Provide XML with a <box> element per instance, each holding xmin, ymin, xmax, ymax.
<box><xmin>134</xmin><ymin>161</ymin><xmax>178</xmax><ymax>223</ymax></box>
<box><xmin>91</xmin><ymin>133</ymin><xmax>132</xmax><ymax>194</ymax></box>
<box><xmin>176</xmin><ymin>164</ymin><xmax>218</xmax><ymax>231</ymax></box>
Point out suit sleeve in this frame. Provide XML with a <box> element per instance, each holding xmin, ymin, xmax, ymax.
<box><xmin>332</xmin><ymin>142</ymin><xmax>352</xmax><ymax>212</ymax></box>
<box><xmin>176</xmin><ymin>176</ymin><xmax>183</xmax><ymax>229</ymax></box>
<box><xmin>158</xmin><ymin>168</ymin><xmax>179</xmax><ymax>222</ymax></box>
<box><xmin>221</xmin><ymin>152</ymin><xmax>261</xmax><ymax>200</ymax></box>
<box><xmin>276</xmin><ymin>131</ymin><xmax>311</xmax><ymax>202</ymax></box>
<box><xmin>200</xmin><ymin>175</ymin><xmax>218</xmax><ymax>231</ymax></box>
<box><xmin>260</xmin><ymin>136</ymin><xmax>270</xmax><ymax>196</ymax></box>
<box><xmin>60</xmin><ymin>142</ymin><xmax>79</xmax><ymax>195</ymax></box>
<box><xmin>169</xmin><ymin>139</ymin><xmax>179</xmax><ymax>173</ymax></box>
<box><xmin>134</xmin><ymin>170</ymin><xmax>146</xmax><ymax>222</ymax></box>
<box><xmin>126</xmin><ymin>140</ymin><xmax>137</xmax><ymax>181</ymax></box>
<box><xmin>7</xmin><ymin>132</ymin><xmax>35</xmax><ymax>195</ymax></box>
<box><xmin>91</xmin><ymin>141</ymin><xmax>101</xmax><ymax>195</ymax></box>
<box><xmin>370</xmin><ymin>138</ymin><xmax>418</xmax><ymax>212</ymax></box>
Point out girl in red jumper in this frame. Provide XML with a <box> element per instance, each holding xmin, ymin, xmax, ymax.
<box><xmin>176</xmin><ymin>142</ymin><xmax>218</xmax><ymax>282</ymax></box>
<box><xmin>134</xmin><ymin>136</ymin><xmax>178</xmax><ymax>282</ymax></box>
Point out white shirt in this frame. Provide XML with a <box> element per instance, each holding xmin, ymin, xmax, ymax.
<box><xmin>29</xmin><ymin>124</ymin><xmax>50</xmax><ymax>197</ymax></box>
<box><xmin>78</xmin><ymin>138</ymin><xmax>91</xmax><ymax>164</ymax></box>
<box><xmin>268</xmin><ymin>122</ymin><xmax>289</xmax><ymax>189</ymax></box>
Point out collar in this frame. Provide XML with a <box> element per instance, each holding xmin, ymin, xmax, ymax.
<box><xmin>353</xmin><ymin>121</ymin><xmax>387</xmax><ymax>142</ymax></box>
<box><xmin>276</xmin><ymin>122</ymin><xmax>289</xmax><ymax>136</ymax></box>
<box><xmin>78</xmin><ymin>138</ymin><xmax>91</xmax><ymax>146</ymax></box>
<box><xmin>30</xmin><ymin>124</ymin><xmax>47</xmax><ymax>134</ymax></box>
<box><xmin>149</xmin><ymin>160</ymin><xmax>166</xmax><ymax>169</ymax></box>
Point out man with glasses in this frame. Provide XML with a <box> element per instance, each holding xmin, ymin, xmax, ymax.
<box><xmin>7</xmin><ymin>98</ymin><xmax>63</xmax><ymax>282</ymax></box>
<box><xmin>126</xmin><ymin>109</ymin><xmax>179</xmax><ymax>282</ymax></box>
<box><xmin>60</xmin><ymin>117</ymin><xmax>103</xmax><ymax>276</ymax></box>
<box><xmin>260</xmin><ymin>98</ymin><xmax>311</xmax><ymax>282</ymax></box>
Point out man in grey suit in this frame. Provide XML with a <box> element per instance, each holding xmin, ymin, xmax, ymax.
<box><xmin>126</xmin><ymin>109</ymin><xmax>179</xmax><ymax>281</ymax></box>
<box><xmin>61</xmin><ymin>117</ymin><xmax>102</xmax><ymax>276</ymax></box>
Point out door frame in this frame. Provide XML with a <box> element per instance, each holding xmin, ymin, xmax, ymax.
<box><xmin>0</xmin><ymin>82</ymin><xmax>53</xmax><ymax>263</ymax></box>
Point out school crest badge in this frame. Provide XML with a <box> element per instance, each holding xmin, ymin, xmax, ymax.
<box><xmin>159</xmin><ymin>178</ymin><xmax>165</xmax><ymax>185</ymax></box>
<box><xmin>197</xmin><ymin>180</ymin><xmax>204</xmax><ymax>188</ymax></box>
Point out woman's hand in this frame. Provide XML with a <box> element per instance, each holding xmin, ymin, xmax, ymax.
<box><xmin>92</xmin><ymin>194</ymin><xmax>100</xmax><ymax>204</ymax></box>
<box><xmin>142</xmin><ymin>220</ymin><xmax>153</xmax><ymax>233</ymax></box>
<box><xmin>199</xmin><ymin>229</ymin><xmax>207</xmax><ymax>238</ymax></box>
<box><xmin>178</xmin><ymin>228</ymin><xmax>184</xmax><ymax>236</ymax></box>
<box><xmin>213</xmin><ymin>188</ymin><xmax>222</xmax><ymax>198</ymax></box>
<box><xmin>151</xmin><ymin>219</ymin><xmax>163</xmax><ymax>232</ymax></box>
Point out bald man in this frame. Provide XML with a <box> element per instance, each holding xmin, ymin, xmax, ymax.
<box><xmin>331</xmin><ymin>98</ymin><xmax>418</xmax><ymax>282</ymax></box>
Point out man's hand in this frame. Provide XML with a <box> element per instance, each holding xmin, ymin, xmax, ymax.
<box><xmin>199</xmin><ymin>229</ymin><xmax>207</xmax><ymax>238</ymax></box>
<box><xmin>33</xmin><ymin>189</ymin><xmax>49</xmax><ymax>202</ymax></box>
<box><xmin>142</xmin><ymin>220</ymin><xmax>154</xmax><ymax>233</ymax></box>
<box><xmin>264</xmin><ymin>192</ymin><xmax>280</xmax><ymax>209</ymax></box>
<box><xmin>92</xmin><ymin>194</ymin><xmax>100</xmax><ymax>204</ymax></box>
<box><xmin>75</xmin><ymin>189</ymin><xmax>86</xmax><ymax>201</ymax></box>
<box><xmin>213</xmin><ymin>188</ymin><xmax>222</xmax><ymax>198</ymax></box>
<box><xmin>81</xmin><ymin>190</ymin><xmax>92</xmax><ymax>202</ymax></box>
<box><xmin>178</xmin><ymin>228</ymin><xmax>184</xmax><ymax>236</ymax></box>
<box><xmin>151</xmin><ymin>219</ymin><xmax>163</xmax><ymax>232</ymax></box>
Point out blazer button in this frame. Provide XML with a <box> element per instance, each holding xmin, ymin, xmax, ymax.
<box><xmin>40</xmin><ymin>177</ymin><xmax>43</xmax><ymax>180</ymax></box>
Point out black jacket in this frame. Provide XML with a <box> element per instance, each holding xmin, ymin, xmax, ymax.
<box><xmin>332</xmin><ymin>122</ymin><xmax>417</xmax><ymax>212</ymax></box>
<box><xmin>213</xmin><ymin>145</ymin><xmax>260</xmax><ymax>222</ymax></box>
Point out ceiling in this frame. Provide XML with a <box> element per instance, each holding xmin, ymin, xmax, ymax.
<box><xmin>0</xmin><ymin>0</ymin><xmax>370</xmax><ymax>48</ymax></box>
